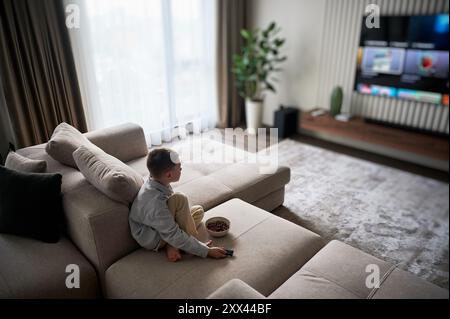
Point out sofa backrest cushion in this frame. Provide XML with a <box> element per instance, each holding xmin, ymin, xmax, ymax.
<box><xmin>0</xmin><ymin>166</ymin><xmax>63</xmax><ymax>243</ymax></box>
<box><xmin>5</xmin><ymin>151</ymin><xmax>47</xmax><ymax>173</ymax></box>
<box><xmin>45</xmin><ymin>122</ymin><xmax>99</xmax><ymax>168</ymax></box>
<box><xmin>84</xmin><ymin>123</ymin><xmax>149</xmax><ymax>164</ymax></box>
<box><xmin>46</xmin><ymin>123</ymin><xmax>149</xmax><ymax>169</ymax></box>
<box><xmin>73</xmin><ymin>145</ymin><xmax>144</xmax><ymax>205</ymax></box>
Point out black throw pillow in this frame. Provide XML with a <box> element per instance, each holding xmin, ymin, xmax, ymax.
<box><xmin>0</xmin><ymin>165</ymin><xmax>64</xmax><ymax>243</ymax></box>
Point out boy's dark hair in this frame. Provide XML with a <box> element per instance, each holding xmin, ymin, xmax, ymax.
<box><xmin>146</xmin><ymin>148</ymin><xmax>177</xmax><ymax>178</ymax></box>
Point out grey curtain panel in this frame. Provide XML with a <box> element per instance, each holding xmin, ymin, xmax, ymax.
<box><xmin>0</xmin><ymin>0</ymin><xmax>87</xmax><ymax>148</ymax></box>
<box><xmin>216</xmin><ymin>0</ymin><xmax>246</xmax><ymax>128</ymax></box>
<box><xmin>0</xmin><ymin>79</ymin><xmax>16</xmax><ymax>162</ymax></box>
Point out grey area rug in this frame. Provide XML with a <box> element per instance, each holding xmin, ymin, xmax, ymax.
<box><xmin>272</xmin><ymin>139</ymin><xmax>449</xmax><ymax>289</ymax></box>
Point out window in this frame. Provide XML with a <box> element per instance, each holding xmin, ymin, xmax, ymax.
<box><xmin>73</xmin><ymin>0</ymin><xmax>217</xmax><ymax>144</ymax></box>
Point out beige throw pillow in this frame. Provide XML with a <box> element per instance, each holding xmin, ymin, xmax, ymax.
<box><xmin>45</xmin><ymin>122</ymin><xmax>99</xmax><ymax>168</ymax></box>
<box><xmin>5</xmin><ymin>151</ymin><xmax>47</xmax><ymax>173</ymax></box>
<box><xmin>73</xmin><ymin>145</ymin><xmax>143</xmax><ymax>205</ymax></box>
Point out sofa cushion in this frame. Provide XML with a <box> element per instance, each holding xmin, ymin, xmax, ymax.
<box><xmin>372</xmin><ymin>267</ymin><xmax>449</xmax><ymax>299</ymax></box>
<box><xmin>174</xmin><ymin>176</ymin><xmax>234</xmax><ymax>210</ymax></box>
<box><xmin>209</xmin><ymin>163</ymin><xmax>290</xmax><ymax>204</ymax></box>
<box><xmin>0</xmin><ymin>234</ymin><xmax>99</xmax><ymax>298</ymax></box>
<box><xmin>207</xmin><ymin>279</ymin><xmax>265</xmax><ymax>299</ymax></box>
<box><xmin>269</xmin><ymin>240</ymin><xmax>449</xmax><ymax>299</ymax></box>
<box><xmin>85</xmin><ymin>122</ymin><xmax>149</xmax><ymax>164</ymax></box>
<box><xmin>45</xmin><ymin>122</ymin><xmax>99</xmax><ymax>168</ymax></box>
<box><xmin>0</xmin><ymin>166</ymin><xmax>63</xmax><ymax>243</ymax></box>
<box><xmin>105</xmin><ymin>199</ymin><xmax>324</xmax><ymax>298</ymax></box>
<box><xmin>73</xmin><ymin>145</ymin><xmax>143</xmax><ymax>205</ymax></box>
<box><xmin>5</xmin><ymin>151</ymin><xmax>47</xmax><ymax>173</ymax></box>
<box><xmin>252</xmin><ymin>187</ymin><xmax>285</xmax><ymax>212</ymax></box>
<box><xmin>17</xmin><ymin>145</ymin><xmax>91</xmax><ymax>194</ymax></box>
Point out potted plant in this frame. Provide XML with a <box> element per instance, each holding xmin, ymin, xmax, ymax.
<box><xmin>232</xmin><ymin>22</ymin><xmax>287</xmax><ymax>134</ymax></box>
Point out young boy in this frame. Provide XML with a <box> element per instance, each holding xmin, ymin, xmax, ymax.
<box><xmin>129</xmin><ymin>148</ymin><xmax>227</xmax><ymax>262</ymax></box>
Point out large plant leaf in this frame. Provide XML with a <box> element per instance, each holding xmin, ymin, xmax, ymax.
<box><xmin>240</xmin><ymin>29</ymin><xmax>251</xmax><ymax>39</ymax></box>
<box><xmin>265</xmin><ymin>82</ymin><xmax>276</xmax><ymax>92</ymax></box>
<box><xmin>266</xmin><ymin>22</ymin><xmax>276</xmax><ymax>33</ymax></box>
<box><xmin>274</xmin><ymin>38</ymin><xmax>285</xmax><ymax>47</ymax></box>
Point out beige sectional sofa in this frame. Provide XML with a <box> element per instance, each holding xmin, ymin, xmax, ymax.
<box><xmin>1</xmin><ymin>123</ymin><xmax>448</xmax><ymax>299</ymax></box>
<box><xmin>2</xmin><ymin>123</ymin><xmax>291</xmax><ymax>298</ymax></box>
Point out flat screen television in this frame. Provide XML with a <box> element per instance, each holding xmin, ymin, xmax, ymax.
<box><xmin>354</xmin><ymin>14</ymin><xmax>449</xmax><ymax>106</ymax></box>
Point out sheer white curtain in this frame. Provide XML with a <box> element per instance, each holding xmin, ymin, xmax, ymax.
<box><xmin>67</xmin><ymin>0</ymin><xmax>217</xmax><ymax>145</ymax></box>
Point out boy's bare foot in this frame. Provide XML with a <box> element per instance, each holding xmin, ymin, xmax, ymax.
<box><xmin>166</xmin><ymin>244</ymin><xmax>182</xmax><ymax>262</ymax></box>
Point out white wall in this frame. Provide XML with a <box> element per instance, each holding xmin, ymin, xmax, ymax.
<box><xmin>247</xmin><ymin>0</ymin><xmax>326</xmax><ymax>126</ymax></box>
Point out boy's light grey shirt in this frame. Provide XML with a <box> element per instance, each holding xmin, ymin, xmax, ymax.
<box><xmin>129</xmin><ymin>178</ymin><xmax>209</xmax><ymax>258</ymax></box>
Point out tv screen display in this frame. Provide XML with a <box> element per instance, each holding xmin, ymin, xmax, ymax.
<box><xmin>354</xmin><ymin>14</ymin><xmax>449</xmax><ymax>106</ymax></box>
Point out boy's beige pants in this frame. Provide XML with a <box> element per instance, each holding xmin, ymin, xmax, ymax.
<box><xmin>157</xmin><ymin>193</ymin><xmax>204</xmax><ymax>249</ymax></box>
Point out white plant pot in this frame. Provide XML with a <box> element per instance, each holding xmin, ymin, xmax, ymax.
<box><xmin>245</xmin><ymin>99</ymin><xmax>263</xmax><ymax>135</ymax></box>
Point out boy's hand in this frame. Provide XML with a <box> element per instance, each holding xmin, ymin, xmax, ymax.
<box><xmin>207</xmin><ymin>247</ymin><xmax>227</xmax><ymax>259</ymax></box>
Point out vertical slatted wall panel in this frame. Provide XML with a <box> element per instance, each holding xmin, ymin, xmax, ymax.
<box><xmin>317</xmin><ymin>0</ymin><xmax>449</xmax><ymax>133</ymax></box>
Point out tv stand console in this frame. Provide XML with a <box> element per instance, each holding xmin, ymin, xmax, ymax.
<box><xmin>300</xmin><ymin>111</ymin><xmax>449</xmax><ymax>172</ymax></box>
<box><xmin>363</xmin><ymin>118</ymin><xmax>449</xmax><ymax>139</ymax></box>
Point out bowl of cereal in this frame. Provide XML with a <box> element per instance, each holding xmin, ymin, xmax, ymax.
<box><xmin>205</xmin><ymin>217</ymin><xmax>230</xmax><ymax>238</ymax></box>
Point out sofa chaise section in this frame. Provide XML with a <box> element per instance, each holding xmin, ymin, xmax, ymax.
<box><xmin>209</xmin><ymin>240</ymin><xmax>449</xmax><ymax>299</ymax></box>
<box><xmin>105</xmin><ymin>199</ymin><xmax>324</xmax><ymax>298</ymax></box>
<box><xmin>126</xmin><ymin>157</ymin><xmax>291</xmax><ymax>212</ymax></box>
<box><xmin>270</xmin><ymin>240</ymin><xmax>449</xmax><ymax>299</ymax></box>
